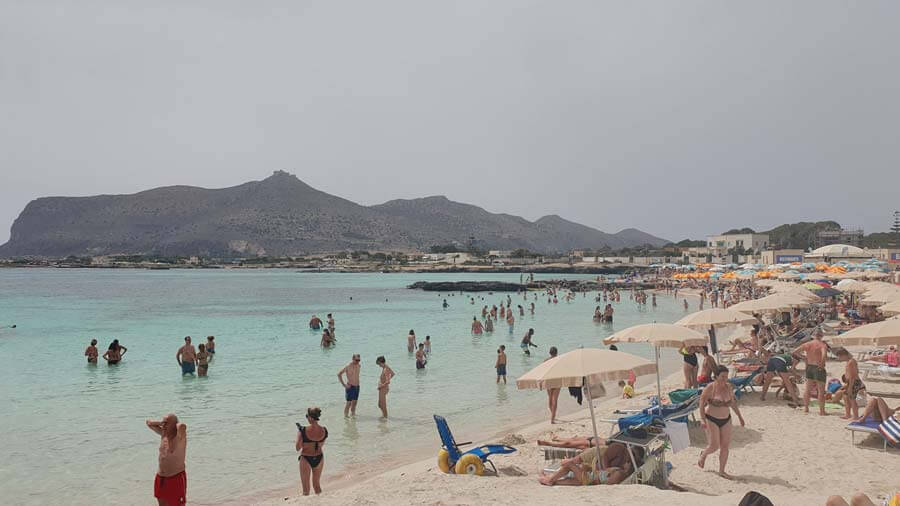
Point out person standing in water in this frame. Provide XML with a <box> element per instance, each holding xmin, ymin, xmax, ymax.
<box><xmin>546</xmin><ymin>346</ymin><xmax>561</xmax><ymax>424</ymax></box>
<box><xmin>407</xmin><ymin>330</ymin><xmax>416</xmax><ymax>353</ymax></box>
<box><xmin>309</xmin><ymin>315</ymin><xmax>322</xmax><ymax>330</ymax></box>
<box><xmin>321</xmin><ymin>328</ymin><xmax>335</xmax><ymax>347</ymax></box>
<box><xmin>416</xmin><ymin>343</ymin><xmax>428</xmax><ymax>369</ymax></box>
<box><xmin>521</xmin><ymin>328</ymin><xmax>537</xmax><ymax>355</ymax></box>
<box><xmin>484</xmin><ymin>316</ymin><xmax>494</xmax><ymax>333</ymax></box>
<box><xmin>176</xmin><ymin>336</ymin><xmax>197</xmax><ymax>376</ymax></box>
<box><xmin>424</xmin><ymin>336</ymin><xmax>432</xmax><ymax>354</ymax></box>
<box><xmin>337</xmin><ymin>354</ymin><xmax>361</xmax><ymax>417</ymax></box>
<box><xmin>206</xmin><ymin>336</ymin><xmax>215</xmax><ymax>356</ymax></box>
<box><xmin>530</xmin><ymin>302</ymin><xmax>535</xmax><ymax>315</ymax></box>
<box><xmin>146</xmin><ymin>413</ymin><xmax>187</xmax><ymax>506</ymax></box>
<box><xmin>196</xmin><ymin>343</ymin><xmax>210</xmax><ymax>377</ymax></box>
<box><xmin>327</xmin><ymin>314</ymin><xmax>335</xmax><ymax>337</ymax></box>
<box><xmin>496</xmin><ymin>345</ymin><xmax>507</xmax><ymax>384</ymax></box>
<box><xmin>296</xmin><ymin>407</ymin><xmax>327</xmax><ymax>496</ymax></box>
<box><xmin>85</xmin><ymin>339</ymin><xmax>99</xmax><ymax>364</ymax></box>
<box><xmin>103</xmin><ymin>339</ymin><xmax>127</xmax><ymax>365</ymax></box>
<box><xmin>472</xmin><ymin>317</ymin><xmax>483</xmax><ymax>335</ymax></box>
<box><xmin>376</xmin><ymin>356</ymin><xmax>394</xmax><ymax>418</ymax></box>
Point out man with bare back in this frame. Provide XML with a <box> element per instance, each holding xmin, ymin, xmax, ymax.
<box><xmin>794</xmin><ymin>329</ymin><xmax>829</xmax><ymax>416</ymax></box>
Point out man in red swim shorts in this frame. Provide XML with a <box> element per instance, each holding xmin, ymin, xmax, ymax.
<box><xmin>147</xmin><ymin>413</ymin><xmax>187</xmax><ymax>505</ymax></box>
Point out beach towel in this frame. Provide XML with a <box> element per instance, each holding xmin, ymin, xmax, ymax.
<box><xmin>668</xmin><ymin>389</ymin><xmax>699</xmax><ymax>404</ymax></box>
<box><xmin>663</xmin><ymin>421</ymin><xmax>690</xmax><ymax>454</ymax></box>
<box><xmin>878</xmin><ymin>414</ymin><xmax>900</xmax><ymax>445</ymax></box>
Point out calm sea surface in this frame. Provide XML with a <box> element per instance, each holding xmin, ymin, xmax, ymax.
<box><xmin>0</xmin><ymin>269</ymin><xmax>689</xmax><ymax>505</ymax></box>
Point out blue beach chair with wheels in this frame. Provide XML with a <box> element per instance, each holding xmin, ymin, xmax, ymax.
<box><xmin>729</xmin><ymin>367</ymin><xmax>764</xmax><ymax>398</ymax></box>
<box><xmin>433</xmin><ymin>415</ymin><xmax>517</xmax><ymax>476</ymax></box>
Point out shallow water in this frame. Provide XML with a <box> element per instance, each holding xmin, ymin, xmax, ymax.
<box><xmin>0</xmin><ymin>269</ymin><xmax>690</xmax><ymax>505</ymax></box>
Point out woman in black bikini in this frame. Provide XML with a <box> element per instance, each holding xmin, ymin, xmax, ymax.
<box><xmin>698</xmin><ymin>365</ymin><xmax>745</xmax><ymax>479</ymax></box>
<box><xmin>296</xmin><ymin>407</ymin><xmax>328</xmax><ymax>495</ymax></box>
<box><xmin>682</xmin><ymin>346</ymin><xmax>699</xmax><ymax>388</ymax></box>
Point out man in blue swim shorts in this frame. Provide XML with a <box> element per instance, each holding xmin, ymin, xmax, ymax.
<box><xmin>338</xmin><ymin>354</ymin><xmax>361</xmax><ymax>417</ymax></box>
<box><xmin>176</xmin><ymin>336</ymin><xmax>197</xmax><ymax>376</ymax></box>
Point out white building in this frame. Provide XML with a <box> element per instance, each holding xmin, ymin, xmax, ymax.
<box><xmin>804</xmin><ymin>244</ymin><xmax>872</xmax><ymax>263</ymax></box>
<box><xmin>706</xmin><ymin>233</ymin><xmax>770</xmax><ymax>256</ymax></box>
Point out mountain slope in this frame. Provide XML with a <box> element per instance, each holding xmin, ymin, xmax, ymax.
<box><xmin>0</xmin><ymin>171</ymin><xmax>668</xmax><ymax>257</ymax></box>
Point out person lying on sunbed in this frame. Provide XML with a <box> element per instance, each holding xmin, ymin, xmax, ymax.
<box><xmin>537</xmin><ymin>435</ymin><xmax>604</xmax><ymax>450</ymax></box>
<box><xmin>854</xmin><ymin>396</ymin><xmax>898</xmax><ymax>423</ymax></box>
<box><xmin>538</xmin><ymin>442</ymin><xmax>643</xmax><ymax>486</ymax></box>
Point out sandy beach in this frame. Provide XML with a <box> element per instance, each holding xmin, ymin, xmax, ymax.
<box><xmin>257</xmin><ymin>363</ymin><xmax>900</xmax><ymax>506</ymax></box>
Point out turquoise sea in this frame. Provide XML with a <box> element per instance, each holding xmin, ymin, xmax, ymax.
<box><xmin>0</xmin><ymin>269</ymin><xmax>690</xmax><ymax>505</ymax></box>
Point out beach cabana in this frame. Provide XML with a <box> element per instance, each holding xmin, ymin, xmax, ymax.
<box><xmin>603</xmin><ymin>324</ymin><xmax>708</xmax><ymax>405</ymax></box>
<box><xmin>516</xmin><ymin>348</ymin><xmax>657</xmax><ymax>475</ymax></box>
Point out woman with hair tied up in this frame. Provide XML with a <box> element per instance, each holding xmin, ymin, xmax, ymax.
<box><xmin>296</xmin><ymin>407</ymin><xmax>328</xmax><ymax>496</ymax></box>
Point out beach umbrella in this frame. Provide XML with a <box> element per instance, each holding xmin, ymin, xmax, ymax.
<box><xmin>878</xmin><ymin>300</ymin><xmax>900</xmax><ymax>316</ymax></box>
<box><xmin>675</xmin><ymin>309</ymin><xmax>757</xmax><ymax>355</ymax></box>
<box><xmin>516</xmin><ymin>348</ymin><xmax>657</xmax><ymax>467</ymax></box>
<box><xmin>813</xmin><ymin>287</ymin><xmax>842</xmax><ymax>298</ymax></box>
<box><xmin>729</xmin><ymin>294</ymin><xmax>809</xmax><ymax>314</ymax></box>
<box><xmin>603</xmin><ymin>324</ymin><xmax>709</xmax><ymax>405</ymax></box>
<box><xmin>836</xmin><ymin>279</ymin><xmax>867</xmax><ymax>293</ymax></box>
<box><xmin>829</xmin><ymin>319</ymin><xmax>900</xmax><ymax>347</ymax></box>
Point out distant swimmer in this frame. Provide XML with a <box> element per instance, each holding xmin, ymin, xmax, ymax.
<box><xmin>507</xmin><ymin>311</ymin><xmax>515</xmax><ymax>328</ymax></box>
<box><xmin>146</xmin><ymin>413</ymin><xmax>187</xmax><ymax>506</ymax></box>
<box><xmin>518</xmin><ymin>305</ymin><xmax>524</xmax><ymax>316</ymax></box>
<box><xmin>85</xmin><ymin>339</ymin><xmax>99</xmax><ymax>364</ymax></box>
<box><xmin>176</xmin><ymin>336</ymin><xmax>197</xmax><ymax>376</ymax></box>
<box><xmin>424</xmin><ymin>335</ymin><xmax>432</xmax><ymax>354</ymax></box>
<box><xmin>481</xmin><ymin>306</ymin><xmax>488</xmax><ymax>318</ymax></box>
<box><xmin>530</xmin><ymin>303</ymin><xmax>535</xmax><ymax>315</ymax></box>
<box><xmin>521</xmin><ymin>328</ymin><xmax>537</xmax><ymax>356</ymax></box>
<box><xmin>593</xmin><ymin>306</ymin><xmax>603</xmax><ymax>321</ymax></box>
<box><xmin>495</xmin><ymin>345</ymin><xmax>507</xmax><ymax>384</ymax></box>
<box><xmin>321</xmin><ymin>329</ymin><xmax>335</xmax><ymax>347</ymax></box>
<box><xmin>415</xmin><ymin>343</ymin><xmax>427</xmax><ymax>369</ymax></box>
<box><xmin>652</xmin><ymin>294</ymin><xmax>657</xmax><ymax>307</ymax></box>
<box><xmin>337</xmin><ymin>354</ymin><xmax>361</xmax><ymax>417</ymax></box>
<box><xmin>484</xmin><ymin>317</ymin><xmax>494</xmax><ymax>333</ymax></box>
<box><xmin>472</xmin><ymin>317</ymin><xmax>484</xmax><ymax>335</ymax></box>
<box><xmin>196</xmin><ymin>344</ymin><xmax>209</xmax><ymax>377</ymax></box>
<box><xmin>443</xmin><ymin>299</ymin><xmax>449</xmax><ymax>309</ymax></box>
<box><xmin>206</xmin><ymin>336</ymin><xmax>215</xmax><ymax>355</ymax></box>
<box><xmin>103</xmin><ymin>339</ymin><xmax>126</xmax><ymax>365</ymax></box>
<box><xmin>309</xmin><ymin>315</ymin><xmax>323</xmax><ymax>330</ymax></box>
<box><xmin>376</xmin><ymin>356</ymin><xmax>395</xmax><ymax>418</ymax></box>
<box><xmin>407</xmin><ymin>329</ymin><xmax>416</xmax><ymax>353</ymax></box>
<box><xmin>683</xmin><ymin>299</ymin><xmax>689</xmax><ymax>311</ymax></box>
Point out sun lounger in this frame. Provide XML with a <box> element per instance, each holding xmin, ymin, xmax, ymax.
<box><xmin>846</xmin><ymin>417</ymin><xmax>894</xmax><ymax>451</ymax></box>
<box><xmin>729</xmin><ymin>367</ymin><xmax>763</xmax><ymax>398</ymax></box>
<box><xmin>599</xmin><ymin>397</ymin><xmax>700</xmax><ymax>434</ymax></box>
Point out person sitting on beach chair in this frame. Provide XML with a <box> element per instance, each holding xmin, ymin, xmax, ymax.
<box><xmin>538</xmin><ymin>442</ymin><xmax>642</xmax><ymax>486</ymax></box>
<box><xmin>854</xmin><ymin>396</ymin><xmax>898</xmax><ymax>423</ymax></box>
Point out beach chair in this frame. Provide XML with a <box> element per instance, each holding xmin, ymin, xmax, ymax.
<box><xmin>599</xmin><ymin>396</ymin><xmax>701</xmax><ymax>434</ymax></box>
<box><xmin>433</xmin><ymin>415</ymin><xmax>516</xmax><ymax>476</ymax></box>
<box><xmin>846</xmin><ymin>417</ymin><xmax>896</xmax><ymax>452</ymax></box>
<box><xmin>729</xmin><ymin>367</ymin><xmax>764</xmax><ymax>398</ymax></box>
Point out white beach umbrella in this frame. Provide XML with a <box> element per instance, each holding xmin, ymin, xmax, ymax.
<box><xmin>729</xmin><ymin>294</ymin><xmax>810</xmax><ymax>314</ymax></box>
<box><xmin>603</xmin><ymin>324</ymin><xmax>709</xmax><ymax>404</ymax></box>
<box><xmin>675</xmin><ymin>309</ymin><xmax>757</xmax><ymax>355</ymax></box>
<box><xmin>829</xmin><ymin>319</ymin><xmax>900</xmax><ymax>347</ymax></box>
<box><xmin>516</xmin><ymin>348</ymin><xmax>657</xmax><ymax>469</ymax></box>
<box><xmin>878</xmin><ymin>300</ymin><xmax>900</xmax><ymax>316</ymax></box>
<box><xmin>836</xmin><ymin>279</ymin><xmax>867</xmax><ymax>293</ymax></box>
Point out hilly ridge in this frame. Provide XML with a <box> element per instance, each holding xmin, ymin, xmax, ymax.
<box><xmin>0</xmin><ymin>171</ymin><xmax>668</xmax><ymax>258</ymax></box>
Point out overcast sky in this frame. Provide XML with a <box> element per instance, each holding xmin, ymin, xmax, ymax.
<box><xmin>2</xmin><ymin>1</ymin><xmax>899</xmax><ymax>244</ymax></box>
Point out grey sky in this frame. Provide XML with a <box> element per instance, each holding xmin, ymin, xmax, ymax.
<box><xmin>2</xmin><ymin>1</ymin><xmax>899</xmax><ymax>245</ymax></box>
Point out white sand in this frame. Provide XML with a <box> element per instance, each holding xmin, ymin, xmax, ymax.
<box><xmin>256</xmin><ymin>363</ymin><xmax>900</xmax><ymax>506</ymax></box>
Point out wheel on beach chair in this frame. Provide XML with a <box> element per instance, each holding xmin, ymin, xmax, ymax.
<box><xmin>454</xmin><ymin>454</ymin><xmax>484</xmax><ymax>476</ymax></box>
<box><xmin>437</xmin><ymin>449</ymin><xmax>452</xmax><ymax>473</ymax></box>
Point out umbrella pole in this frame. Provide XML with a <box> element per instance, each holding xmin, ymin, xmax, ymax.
<box><xmin>585</xmin><ymin>380</ymin><xmax>602</xmax><ymax>476</ymax></box>
<box><xmin>655</xmin><ymin>346</ymin><xmax>662</xmax><ymax>414</ymax></box>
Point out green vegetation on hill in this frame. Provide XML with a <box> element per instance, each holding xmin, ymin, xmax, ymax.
<box><xmin>763</xmin><ymin>221</ymin><xmax>841</xmax><ymax>249</ymax></box>
<box><xmin>722</xmin><ymin>227</ymin><xmax>756</xmax><ymax>234</ymax></box>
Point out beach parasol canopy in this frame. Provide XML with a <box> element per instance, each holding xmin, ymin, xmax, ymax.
<box><xmin>516</xmin><ymin>348</ymin><xmax>658</xmax><ymax>390</ymax></box>
<box><xmin>728</xmin><ymin>294</ymin><xmax>810</xmax><ymax>314</ymax></box>
<box><xmin>603</xmin><ymin>324</ymin><xmax>709</xmax><ymax>404</ymax></box>
<box><xmin>829</xmin><ymin>319</ymin><xmax>900</xmax><ymax>347</ymax></box>
<box><xmin>836</xmin><ymin>279</ymin><xmax>867</xmax><ymax>293</ymax></box>
<box><xmin>878</xmin><ymin>300</ymin><xmax>900</xmax><ymax>316</ymax></box>
<box><xmin>516</xmin><ymin>348</ymin><xmax>658</xmax><ymax>469</ymax></box>
<box><xmin>675</xmin><ymin>308</ymin><xmax>758</xmax><ymax>328</ymax></box>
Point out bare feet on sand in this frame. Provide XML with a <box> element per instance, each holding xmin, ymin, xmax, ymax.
<box><xmin>718</xmin><ymin>471</ymin><xmax>734</xmax><ymax>480</ymax></box>
<box><xmin>538</xmin><ymin>474</ymin><xmax>553</xmax><ymax>486</ymax></box>
<box><xmin>698</xmin><ymin>451</ymin><xmax>707</xmax><ymax>469</ymax></box>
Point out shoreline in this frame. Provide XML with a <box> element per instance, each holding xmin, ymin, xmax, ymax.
<box><xmin>240</xmin><ymin>354</ymin><xmax>686</xmax><ymax>505</ymax></box>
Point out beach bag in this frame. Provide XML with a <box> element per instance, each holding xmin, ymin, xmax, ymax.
<box><xmin>878</xmin><ymin>414</ymin><xmax>900</xmax><ymax>445</ymax></box>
